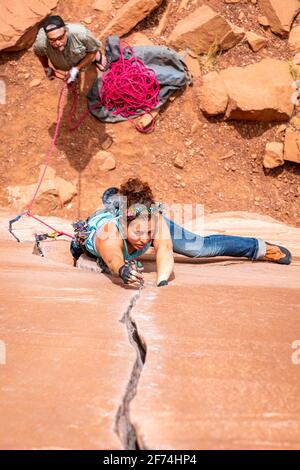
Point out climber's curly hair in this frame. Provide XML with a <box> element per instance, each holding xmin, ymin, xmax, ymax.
<box><xmin>119</xmin><ymin>178</ymin><xmax>156</xmax><ymax>222</ymax></box>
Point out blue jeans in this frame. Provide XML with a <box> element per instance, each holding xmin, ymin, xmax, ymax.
<box><xmin>163</xmin><ymin>216</ymin><xmax>266</xmax><ymax>261</ymax></box>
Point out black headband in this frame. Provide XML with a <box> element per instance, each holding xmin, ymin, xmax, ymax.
<box><xmin>43</xmin><ymin>16</ymin><xmax>65</xmax><ymax>33</ymax></box>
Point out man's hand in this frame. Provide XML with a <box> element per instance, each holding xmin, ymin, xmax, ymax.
<box><xmin>66</xmin><ymin>66</ymin><xmax>79</xmax><ymax>84</ymax></box>
<box><xmin>44</xmin><ymin>67</ymin><xmax>55</xmax><ymax>80</ymax></box>
<box><xmin>119</xmin><ymin>261</ymin><xmax>144</xmax><ymax>288</ymax></box>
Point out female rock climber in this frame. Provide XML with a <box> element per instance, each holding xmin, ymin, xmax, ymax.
<box><xmin>70</xmin><ymin>178</ymin><xmax>292</xmax><ymax>288</ymax></box>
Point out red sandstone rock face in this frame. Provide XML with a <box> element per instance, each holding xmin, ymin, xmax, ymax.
<box><xmin>0</xmin><ymin>234</ymin><xmax>136</xmax><ymax>449</ymax></box>
<box><xmin>131</xmin><ymin>213</ymin><xmax>300</xmax><ymax>449</ymax></box>
<box><xmin>1</xmin><ymin>210</ymin><xmax>300</xmax><ymax>449</ymax></box>
<box><xmin>0</xmin><ymin>0</ymin><xmax>58</xmax><ymax>52</ymax></box>
<box><xmin>132</xmin><ymin>272</ymin><xmax>300</xmax><ymax>449</ymax></box>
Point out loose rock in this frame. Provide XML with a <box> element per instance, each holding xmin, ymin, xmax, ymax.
<box><xmin>199</xmin><ymin>71</ymin><xmax>228</xmax><ymax>116</ymax></box>
<box><xmin>219</xmin><ymin>59</ymin><xmax>294</xmax><ymax>121</ymax></box>
<box><xmin>289</xmin><ymin>26</ymin><xmax>300</xmax><ymax>51</ymax></box>
<box><xmin>259</xmin><ymin>0</ymin><xmax>300</xmax><ymax>37</ymax></box>
<box><xmin>174</xmin><ymin>157</ymin><xmax>185</xmax><ymax>169</ymax></box>
<box><xmin>258</xmin><ymin>15</ymin><xmax>270</xmax><ymax>27</ymax></box>
<box><xmin>94</xmin><ymin>150</ymin><xmax>116</xmax><ymax>171</ymax></box>
<box><xmin>263</xmin><ymin>142</ymin><xmax>284</xmax><ymax>168</ymax></box>
<box><xmin>167</xmin><ymin>4</ymin><xmax>244</xmax><ymax>54</ymax></box>
<box><xmin>284</xmin><ymin>128</ymin><xmax>300</xmax><ymax>163</ymax></box>
<box><xmin>93</xmin><ymin>0</ymin><xmax>112</xmax><ymax>12</ymax></box>
<box><xmin>0</xmin><ymin>0</ymin><xmax>58</xmax><ymax>52</ymax></box>
<box><xmin>100</xmin><ymin>0</ymin><xmax>163</xmax><ymax>39</ymax></box>
<box><xmin>29</xmin><ymin>79</ymin><xmax>41</xmax><ymax>88</ymax></box>
<box><xmin>246</xmin><ymin>31</ymin><xmax>268</xmax><ymax>52</ymax></box>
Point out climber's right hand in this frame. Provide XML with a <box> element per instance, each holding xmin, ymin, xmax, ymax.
<box><xmin>44</xmin><ymin>67</ymin><xmax>55</xmax><ymax>80</ymax></box>
<box><xmin>119</xmin><ymin>262</ymin><xmax>144</xmax><ymax>288</ymax></box>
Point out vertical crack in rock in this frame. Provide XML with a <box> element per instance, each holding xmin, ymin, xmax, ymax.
<box><xmin>115</xmin><ymin>287</ymin><xmax>147</xmax><ymax>450</ymax></box>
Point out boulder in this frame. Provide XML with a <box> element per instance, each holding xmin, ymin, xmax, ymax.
<box><xmin>55</xmin><ymin>177</ymin><xmax>77</xmax><ymax>205</ymax></box>
<box><xmin>199</xmin><ymin>71</ymin><xmax>228</xmax><ymax>115</ymax></box>
<box><xmin>167</xmin><ymin>4</ymin><xmax>244</xmax><ymax>54</ymax></box>
<box><xmin>219</xmin><ymin>59</ymin><xmax>294</xmax><ymax>121</ymax></box>
<box><xmin>99</xmin><ymin>0</ymin><xmax>162</xmax><ymax>39</ymax></box>
<box><xmin>7</xmin><ymin>166</ymin><xmax>77</xmax><ymax>212</ymax></box>
<box><xmin>259</xmin><ymin>0</ymin><xmax>300</xmax><ymax>37</ymax></box>
<box><xmin>289</xmin><ymin>26</ymin><xmax>300</xmax><ymax>51</ymax></box>
<box><xmin>246</xmin><ymin>31</ymin><xmax>268</xmax><ymax>52</ymax></box>
<box><xmin>284</xmin><ymin>128</ymin><xmax>300</xmax><ymax>163</ymax></box>
<box><xmin>263</xmin><ymin>142</ymin><xmax>284</xmax><ymax>168</ymax></box>
<box><xmin>0</xmin><ymin>0</ymin><xmax>58</xmax><ymax>52</ymax></box>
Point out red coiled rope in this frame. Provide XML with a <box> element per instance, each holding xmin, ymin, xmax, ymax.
<box><xmin>99</xmin><ymin>43</ymin><xmax>160</xmax><ymax>132</ymax></box>
<box><xmin>66</xmin><ymin>43</ymin><xmax>161</xmax><ymax>133</ymax></box>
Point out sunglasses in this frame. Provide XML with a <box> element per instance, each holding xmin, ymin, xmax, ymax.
<box><xmin>48</xmin><ymin>30</ymin><xmax>66</xmax><ymax>44</ymax></box>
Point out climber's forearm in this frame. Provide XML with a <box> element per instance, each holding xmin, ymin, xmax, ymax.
<box><xmin>103</xmin><ymin>253</ymin><xmax>125</xmax><ymax>276</ymax></box>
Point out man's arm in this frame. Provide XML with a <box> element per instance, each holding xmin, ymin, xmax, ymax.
<box><xmin>76</xmin><ymin>28</ymin><xmax>101</xmax><ymax>71</ymax></box>
<box><xmin>66</xmin><ymin>51</ymin><xmax>97</xmax><ymax>83</ymax></box>
<box><xmin>36</xmin><ymin>54</ymin><xmax>49</xmax><ymax>69</ymax></box>
<box><xmin>75</xmin><ymin>51</ymin><xmax>97</xmax><ymax>71</ymax></box>
<box><xmin>33</xmin><ymin>29</ymin><xmax>55</xmax><ymax>79</ymax></box>
<box><xmin>153</xmin><ymin>215</ymin><xmax>174</xmax><ymax>286</ymax></box>
<box><xmin>35</xmin><ymin>54</ymin><xmax>56</xmax><ymax>80</ymax></box>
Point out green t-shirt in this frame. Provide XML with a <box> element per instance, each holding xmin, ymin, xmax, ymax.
<box><xmin>33</xmin><ymin>23</ymin><xmax>100</xmax><ymax>71</ymax></box>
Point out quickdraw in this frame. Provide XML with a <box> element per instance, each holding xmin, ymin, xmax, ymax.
<box><xmin>34</xmin><ymin>232</ymin><xmax>63</xmax><ymax>257</ymax></box>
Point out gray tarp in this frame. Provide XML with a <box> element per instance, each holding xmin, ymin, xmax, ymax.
<box><xmin>87</xmin><ymin>36</ymin><xmax>192</xmax><ymax>123</ymax></box>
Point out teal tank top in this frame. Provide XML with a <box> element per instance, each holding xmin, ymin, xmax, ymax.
<box><xmin>85</xmin><ymin>210</ymin><xmax>151</xmax><ymax>262</ymax></box>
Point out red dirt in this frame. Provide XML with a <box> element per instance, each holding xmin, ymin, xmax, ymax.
<box><xmin>0</xmin><ymin>0</ymin><xmax>299</xmax><ymax>225</ymax></box>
